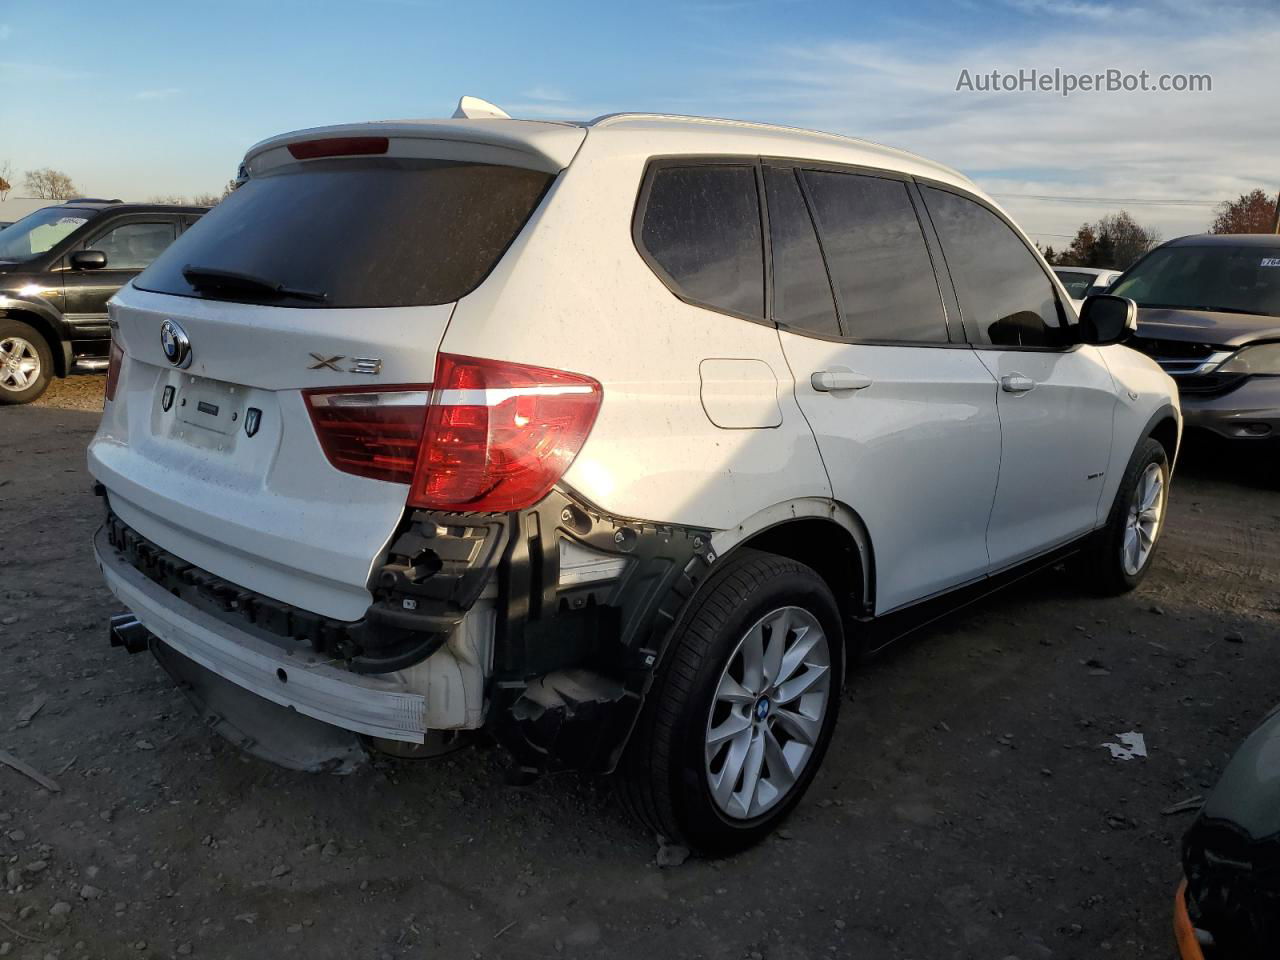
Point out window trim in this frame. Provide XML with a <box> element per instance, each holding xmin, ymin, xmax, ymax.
<box><xmin>761</xmin><ymin>165</ymin><xmax>841</xmax><ymax>339</ymax></box>
<box><xmin>916</xmin><ymin>177</ymin><xmax>1078</xmax><ymax>354</ymax></box>
<box><xmin>762</xmin><ymin>157</ymin><xmax>962</xmax><ymax>349</ymax></box>
<box><xmin>632</xmin><ymin>155</ymin><xmax>773</xmax><ymax>328</ymax></box>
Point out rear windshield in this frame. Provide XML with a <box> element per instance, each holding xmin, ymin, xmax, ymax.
<box><xmin>136</xmin><ymin>158</ymin><xmax>554</xmax><ymax>308</ymax></box>
<box><xmin>1111</xmin><ymin>244</ymin><xmax>1280</xmax><ymax>318</ymax></box>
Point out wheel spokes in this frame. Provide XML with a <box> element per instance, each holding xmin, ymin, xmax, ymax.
<box><xmin>774</xmin><ymin>663</ymin><xmax>830</xmax><ymax>706</ymax></box>
<box><xmin>735</xmin><ymin>732</ymin><xmax>766</xmax><ymax>816</ymax></box>
<box><xmin>715</xmin><ymin>672</ymin><xmax>755</xmax><ymax>705</ymax></box>
<box><xmin>761</xmin><ymin>609</ymin><xmax>789</xmax><ymax>685</ymax></box>
<box><xmin>740</xmin><ymin>622</ymin><xmax>766</xmax><ymax>694</ymax></box>
<box><xmin>710</xmin><ymin>726</ymin><xmax>752</xmax><ymax>809</ymax></box>
<box><xmin>773</xmin><ymin>706</ymin><xmax>821</xmax><ymax>746</ymax></box>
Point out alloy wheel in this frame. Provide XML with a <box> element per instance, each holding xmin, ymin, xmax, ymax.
<box><xmin>1122</xmin><ymin>461</ymin><xmax>1165</xmax><ymax>576</ymax></box>
<box><xmin>0</xmin><ymin>336</ymin><xmax>41</xmax><ymax>393</ymax></box>
<box><xmin>704</xmin><ymin>606</ymin><xmax>832</xmax><ymax>820</ymax></box>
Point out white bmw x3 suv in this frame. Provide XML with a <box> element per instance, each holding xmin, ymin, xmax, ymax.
<box><xmin>89</xmin><ymin>98</ymin><xmax>1180</xmax><ymax>853</ymax></box>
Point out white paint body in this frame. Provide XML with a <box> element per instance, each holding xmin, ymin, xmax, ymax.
<box><xmin>88</xmin><ymin>111</ymin><xmax>1179</xmax><ymax>740</ymax></box>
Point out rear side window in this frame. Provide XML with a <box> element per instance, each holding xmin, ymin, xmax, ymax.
<box><xmin>923</xmin><ymin>187</ymin><xmax>1068</xmax><ymax>348</ymax></box>
<box><xmin>136</xmin><ymin>158</ymin><xmax>553</xmax><ymax>308</ymax></box>
<box><xmin>763</xmin><ymin>166</ymin><xmax>839</xmax><ymax>337</ymax></box>
<box><xmin>637</xmin><ymin>164</ymin><xmax>764</xmax><ymax>319</ymax></box>
<box><xmin>801</xmin><ymin>171</ymin><xmax>948</xmax><ymax>343</ymax></box>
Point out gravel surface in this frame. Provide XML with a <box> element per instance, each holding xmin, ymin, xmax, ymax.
<box><xmin>31</xmin><ymin>376</ymin><xmax>106</xmax><ymax>412</ymax></box>
<box><xmin>1</xmin><ymin>401</ymin><xmax>1277</xmax><ymax>960</ymax></box>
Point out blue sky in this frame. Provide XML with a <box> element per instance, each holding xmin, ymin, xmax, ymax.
<box><xmin>2</xmin><ymin>0</ymin><xmax>1278</xmax><ymax>242</ymax></box>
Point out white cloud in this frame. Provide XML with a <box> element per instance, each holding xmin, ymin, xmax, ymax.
<box><xmin>1002</xmin><ymin>0</ymin><xmax>1119</xmax><ymax>19</ymax></box>
<box><xmin>135</xmin><ymin>87</ymin><xmax>182</xmax><ymax>101</ymax></box>
<box><xmin>520</xmin><ymin>85</ymin><xmax>571</xmax><ymax>103</ymax></box>
<box><xmin>705</xmin><ymin>3</ymin><xmax>1280</xmax><ymax>238</ymax></box>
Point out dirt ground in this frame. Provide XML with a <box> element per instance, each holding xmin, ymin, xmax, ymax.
<box><xmin>2</xmin><ymin>376</ymin><xmax>1278</xmax><ymax>960</ymax></box>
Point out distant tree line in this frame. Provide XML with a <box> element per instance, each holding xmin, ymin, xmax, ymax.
<box><xmin>1040</xmin><ymin>190</ymin><xmax>1279</xmax><ymax>269</ymax></box>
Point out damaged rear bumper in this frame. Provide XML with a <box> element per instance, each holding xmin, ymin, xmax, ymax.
<box><xmin>94</xmin><ymin>525</ymin><xmax>428</xmax><ymax>742</ymax></box>
<box><xmin>95</xmin><ymin>484</ymin><xmax>717</xmax><ymax>773</ymax></box>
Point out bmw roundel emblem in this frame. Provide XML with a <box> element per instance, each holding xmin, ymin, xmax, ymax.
<box><xmin>160</xmin><ymin>319</ymin><xmax>192</xmax><ymax>369</ymax></box>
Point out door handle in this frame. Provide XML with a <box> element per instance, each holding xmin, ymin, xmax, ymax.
<box><xmin>811</xmin><ymin>370</ymin><xmax>873</xmax><ymax>393</ymax></box>
<box><xmin>1000</xmin><ymin>374</ymin><xmax>1036</xmax><ymax>394</ymax></box>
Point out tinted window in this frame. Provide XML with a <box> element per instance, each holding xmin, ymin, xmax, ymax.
<box><xmin>639</xmin><ymin>165</ymin><xmax>763</xmax><ymax>318</ymax></box>
<box><xmin>137</xmin><ymin>159</ymin><xmax>553</xmax><ymax>308</ymax></box>
<box><xmin>923</xmin><ymin>187</ymin><xmax>1067</xmax><ymax>347</ymax></box>
<box><xmin>1054</xmin><ymin>270</ymin><xmax>1096</xmax><ymax>298</ymax></box>
<box><xmin>1110</xmin><ymin>245</ymin><xmax>1280</xmax><ymax>318</ymax></box>
<box><xmin>91</xmin><ymin>221</ymin><xmax>177</xmax><ymax>270</ymax></box>
<box><xmin>763</xmin><ymin>167</ymin><xmax>839</xmax><ymax>337</ymax></box>
<box><xmin>801</xmin><ymin>171</ymin><xmax>947</xmax><ymax>342</ymax></box>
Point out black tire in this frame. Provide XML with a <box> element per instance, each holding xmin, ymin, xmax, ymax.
<box><xmin>619</xmin><ymin>549</ymin><xmax>844</xmax><ymax>855</ymax></box>
<box><xmin>1085</xmin><ymin>436</ymin><xmax>1170</xmax><ymax>594</ymax></box>
<box><xmin>0</xmin><ymin>318</ymin><xmax>54</xmax><ymax>405</ymax></box>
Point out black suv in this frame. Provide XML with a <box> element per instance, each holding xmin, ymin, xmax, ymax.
<box><xmin>0</xmin><ymin>199</ymin><xmax>207</xmax><ymax>404</ymax></box>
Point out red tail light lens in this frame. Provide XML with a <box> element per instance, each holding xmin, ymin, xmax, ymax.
<box><xmin>410</xmin><ymin>355</ymin><xmax>602</xmax><ymax>512</ymax></box>
<box><xmin>304</xmin><ymin>356</ymin><xmax>601</xmax><ymax>513</ymax></box>
<box><xmin>304</xmin><ymin>386</ymin><xmax>431</xmax><ymax>484</ymax></box>
<box><xmin>104</xmin><ymin>341</ymin><xmax>124</xmax><ymax>403</ymax></box>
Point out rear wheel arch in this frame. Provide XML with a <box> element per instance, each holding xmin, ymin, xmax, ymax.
<box><xmin>710</xmin><ymin>499</ymin><xmax>875</xmax><ymax>629</ymax></box>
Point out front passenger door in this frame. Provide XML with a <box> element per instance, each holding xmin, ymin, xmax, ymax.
<box><xmin>61</xmin><ymin>218</ymin><xmax>179</xmax><ymax>323</ymax></box>
<box><xmin>921</xmin><ymin>186</ymin><xmax>1118</xmax><ymax>571</ymax></box>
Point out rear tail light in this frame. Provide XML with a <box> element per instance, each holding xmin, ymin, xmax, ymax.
<box><xmin>305</xmin><ymin>354</ymin><xmax>602</xmax><ymax>513</ymax></box>
<box><xmin>304</xmin><ymin>386</ymin><xmax>431</xmax><ymax>484</ymax></box>
<box><xmin>104</xmin><ymin>341</ymin><xmax>124</xmax><ymax>403</ymax></box>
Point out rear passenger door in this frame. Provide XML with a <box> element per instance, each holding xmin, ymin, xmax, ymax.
<box><xmin>768</xmin><ymin>164</ymin><xmax>1002</xmax><ymax>613</ymax></box>
<box><xmin>920</xmin><ymin>186</ymin><xmax>1117</xmax><ymax>570</ymax></box>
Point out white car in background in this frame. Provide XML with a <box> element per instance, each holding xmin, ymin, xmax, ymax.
<box><xmin>89</xmin><ymin>98</ymin><xmax>1180</xmax><ymax>853</ymax></box>
<box><xmin>1054</xmin><ymin>266</ymin><xmax>1124</xmax><ymax>310</ymax></box>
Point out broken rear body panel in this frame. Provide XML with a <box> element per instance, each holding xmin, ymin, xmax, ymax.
<box><xmin>94</xmin><ymin>482</ymin><xmax>713</xmax><ymax>772</ymax></box>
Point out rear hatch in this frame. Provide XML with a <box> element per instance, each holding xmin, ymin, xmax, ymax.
<box><xmin>90</xmin><ymin>121</ymin><xmax>584</xmax><ymax>621</ymax></box>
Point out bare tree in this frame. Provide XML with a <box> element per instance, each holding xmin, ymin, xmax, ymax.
<box><xmin>147</xmin><ymin>194</ymin><xmax>189</xmax><ymax>205</ymax></box>
<box><xmin>0</xmin><ymin>160</ymin><xmax>12</xmax><ymax>201</ymax></box>
<box><xmin>1096</xmin><ymin>211</ymin><xmax>1161</xmax><ymax>269</ymax></box>
<box><xmin>191</xmin><ymin>192</ymin><xmax>221</xmax><ymax>207</ymax></box>
<box><xmin>1058</xmin><ymin>213</ymin><xmax>1160</xmax><ymax>270</ymax></box>
<box><xmin>1210</xmin><ymin>189</ymin><xmax>1279</xmax><ymax>234</ymax></box>
<box><xmin>23</xmin><ymin>167</ymin><xmax>79</xmax><ymax>201</ymax></box>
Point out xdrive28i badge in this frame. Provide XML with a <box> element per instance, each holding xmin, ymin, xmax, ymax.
<box><xmin>159</xmin><ymin>319</ymin><xmax>192</xmax><ymax>369</ymax></box>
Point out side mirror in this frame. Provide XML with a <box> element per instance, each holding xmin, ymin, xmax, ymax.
<box><xmin>1077</xmin><ymin>294</ymin><xmax>1137</xmax><ymax>346</ymax></box>
<box><xmin>70</xmin><ymin>250</ymin><xmax>107</xmax><ymax>270</ymax></box>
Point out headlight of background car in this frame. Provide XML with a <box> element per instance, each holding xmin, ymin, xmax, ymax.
<box><xmin>1216</xmin><ymin>343</ymin><xmax>1280</xmax><ymax>375</ymax></box>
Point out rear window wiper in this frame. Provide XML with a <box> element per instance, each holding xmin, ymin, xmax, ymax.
<box><xmin>181</xmin><ymin>265</ymin><xmax>328</xmax><ymax>303</ymax></box>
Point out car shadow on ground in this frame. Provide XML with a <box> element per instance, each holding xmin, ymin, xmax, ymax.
<box><xmin>1175</xmin><ymin>428</ymin><xmax>1279</xmax><ymax>491</ymax></box>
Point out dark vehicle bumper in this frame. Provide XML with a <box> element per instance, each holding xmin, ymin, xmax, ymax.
<box><xmin>1180</xmin><ymin>705</ymin><xmax>1280</xmax><ymax>957</ymax></box>
<box><xmin>1179</xmin><ymin>376</ymin><xmax>1280</xmax><ymax>440</ymax></box>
